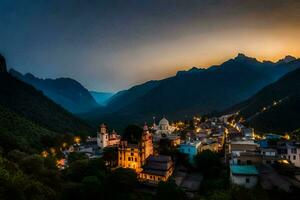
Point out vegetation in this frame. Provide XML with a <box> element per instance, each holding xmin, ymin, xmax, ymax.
<box><xmin>0</xmin><ymin>105</ymin><xmax>57</xmax><ymax>152</ymax></box>
<box><xmin>123</xmin><ymin>124</ymin><xmax>143</xmax><ymax>144</ymax></box>
<box><xmin>0</xmin><ymin>73</ymin><xmax>94</xmax><ymax>138</ymax></box>
<box><xmin>194</xmin><ymin>150</ymin><xmax>223</xmax><ymax>177</ymax></box>
<box><xmin>156</xmin><ymin>179</ymin><xmax>186</xmax><ymax>200</ymax></box>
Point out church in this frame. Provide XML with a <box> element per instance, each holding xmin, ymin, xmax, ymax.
<box><xmin>97</xmin><ymin>124</ymin><xmax>121</xmax><ymax>149</ymax></box>
<box><xmin>153</xmin><ymin>117</ymin><xmax>176</xmax><ymax>135</ymax></box>
<box><xmin>117</xmin><ymin>124</ymin><xmax>153</xmax><ymax>172</ymax></box>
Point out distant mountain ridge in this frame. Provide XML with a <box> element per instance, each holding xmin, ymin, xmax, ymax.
<box><xmin>10</xmin><ymin>69</ymin><xmax>99</xmax><ymax>113</ymax></box>
<box><xmin>83</xmin><ymin>53</ymin><xmax>300</xmax><ymax>128</ymax></box>
<box><xmin>90</xmin><ymin>91</ymin><xmax>114</xmax><ymax>105</ymax></box>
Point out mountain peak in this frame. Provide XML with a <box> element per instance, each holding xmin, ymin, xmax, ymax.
<box><xmin>0</xmin><ymin>54</ymin><xmax>7</xmax><ymax>73</ymax></box>
<box><xmin>277</xmin><ymin>55</ymin><xmax>297</xmax><ymax>64</ymax></box>
<box><xmin>236</xmin><ymin>53</ymin><xmax>247</xmax><ymax>59</ymax></box>
<box><xmin>234</xmin><ymin>53</ymin><xmax>255</xmax><ymax>61</ymax></box>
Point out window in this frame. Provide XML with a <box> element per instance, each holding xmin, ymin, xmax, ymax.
<box><xmin>291</xmin><ymin>148</ymin><xmax>297</xmax><ymax>154</ymax></box>
<box><xmin>131</xmin><ymin>153</ymin><xmax>134</xmax><ymax>156</ymax></box>
<box><xmin>135</xmin><ymin>158</ymin><xmax>137</xmax><ymax>162</ymax></box>
<box><xmin>128</xmin><ymin>157</ymin><xmax>130</xmax><ymax>161</ymax></box>
<box><xmin>246</xmin><ymin>178</ymin><xmax>250</xmax><ymax>183</ymax></box>
<box><xmin>120</xmin><ymin>157</ymin><xmax>122</xmax><ymax>160</ymax></box>
<box><xmin>293</xmin><ymin>155</ymin><xmax>296</xmax><ymax>160</ymax></box>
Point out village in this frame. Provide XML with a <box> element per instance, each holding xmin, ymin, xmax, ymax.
<box><xmin>45</xmin><ymin>114</ymin><xmax>300</xmax><ymax>197</ymax></box>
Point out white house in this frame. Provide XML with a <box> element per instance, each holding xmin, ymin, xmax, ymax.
<box><xmin>286</xmin><ymin>143</ymin><xmax>300</xmax><ymax>167</ymax></box>
<box><xmin>230</xmin><ymin>165</ymin><xmax>258</xmax><ymax>188</ymax></box>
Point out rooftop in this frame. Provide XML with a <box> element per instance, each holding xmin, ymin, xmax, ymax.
<box><xmin>230</xmin><ymin>165</ymin><xmax>258</xmax><ymax>175</ymax></box>
<box><xmin>148</xmin><ymin>155</ymin><xmax>172</xmax><ymax>163</ymax></box>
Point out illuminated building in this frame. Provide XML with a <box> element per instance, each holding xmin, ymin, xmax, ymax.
<box><xmin>118</xmin><ymin>124</ymin><xmax>153</xmax><ymax>172</ymax></box>
<box><xmin>230</xmin><ymin>165</ymin><xmax>258</xmax><ymax>188</ymax></box>
<box><xmin>179</xmin><ymin>141</ymin><xmax>201</xmax><ymax>164</ymax></box>
<box><xmin>154</xmin><ymin>117</ymin><xmax>176</xmax><ymax>135</ymax></box>
<box><xmin>139</xmin><ymin>155</ymin><xmax>174</xmax><ymax>183</ymax></box>
<box><xmin>97</xmin><ymin>123</ymin><xmax>121</xmax><ymax>149</ymax></box>
<box><xmin>280</xmin><ymin>142</ymin><xmax>300</xmax><ymax>167</ymax></box>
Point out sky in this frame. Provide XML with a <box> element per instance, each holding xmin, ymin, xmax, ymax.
<box><xmin>1</xmin><ymin>0</ymin><xmax>300</xmax><ymax>92</ymax></box>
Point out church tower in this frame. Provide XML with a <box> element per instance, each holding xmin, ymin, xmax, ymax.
<box><xmin>97</xmin><ymin>123</ymin><xmax>108</xmax><ymax>149</ymax></box>
<box><xmin>141</xmin><ymin>123</ymin><xmax>153</xmax><ymax>162</ymax></box>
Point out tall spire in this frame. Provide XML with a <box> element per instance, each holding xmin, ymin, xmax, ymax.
<box><xmin>100</xmin><ymin>123</ymin><xmax>106</xmax><ymax>134</ymax></box>
<box><xmin>143</xmin><ymin>122</ymin><xmax>148</xmax><ymax>131</ymax></box>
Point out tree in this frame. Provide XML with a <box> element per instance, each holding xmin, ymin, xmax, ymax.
<box><xmin>103</xmin><ymin>168</ymin><xmax>138</xmax><ymax>200</ymax></box>
<box><xmin>80</xmin><ymin>176</ymin><xmax>102</xmax><ymax>199</ymax></box>
<box><xmin>68</xmin><ymin>152</ymin><xmax>88</xmax><ymax>164</ymax></box>
<box><xmin>123</xmin><ymin>124</ymin><xmax>143</xmax><ymax>144</ymax></box>
<box><xmin>155</xmin><ymin>179</ymin><xmax>186</xmax><ymax>200</ymax></box>
<box><xmin>194</xmin><ymin>150</ymin><xmax>222</xmax><ymax>177</ymax></box>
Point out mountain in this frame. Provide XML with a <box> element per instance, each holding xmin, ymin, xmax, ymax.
<box><xmin>83</xmin><ymin>54</ymin><xmax>300</xmax><ymax>128</ymax></box>
<box><xmin>0</xmin><ymin>55</ymin><xmax>94</xmax><ymax>151</ymax></box>
<box><xmin>229</xmin><ymin>67</ymin><xmax>300</xmax><ymax>134</ymax></box>
<box><xmin>90</xmin><ymin>91</ymin><xmax>114</xmax><ymax>105</ymax></box>
<box><xmin>10</xmin><ymin>69</ymin><xmax>99</xmax><ymax>113</ymax></box>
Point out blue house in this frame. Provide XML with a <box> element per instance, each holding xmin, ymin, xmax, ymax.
<box><xmin>179</xmin><ymin>141</ymin><xmax>201</xmax><ymax>164</ymax></box>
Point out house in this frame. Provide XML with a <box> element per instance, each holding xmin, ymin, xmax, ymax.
<box><xmin>230</xmin><ymin>165</ymin><xmax>258</xmax><ymax>188</ymax></box>
<box><xmin>233</xmin><ymin>151</ymin><xmax>262</xmax><ymax>165</ymax></box>
<box><xmin>200</xmin><ymin>138</ymin><xmax>220</xmax><ymax>152</ymax></box>
<box><xmin>261</xmin><ymin>148</ymin><xmax>278</xmax><ymax>164</ymax></box>
<box><xmin>229</xmin><ymin>140</ymin><xmax>259</xmax><ymax>156</ymax></box>
<box><xmin>179</xmin><ymin>141</ymin><xmax>201</xmax><ymax>164</ymax></box>
<box><xmin>139</xmin><ymin>155</ymin><xmax>174</xmax><ymax>183</ymax></box>
<box><xmin>285</xmin><ymin>142</ymin><xmax>300</xmax><ymax>167</ymax></box>
<box><xmin>242</xmin><ymin>128</ymin><xmax>254</xmax><ymax>139</ymax></box>
<box><xmin>265</xmin><ymin>134</ymin><xmax>281</xmax><ymax>140</ymax></box>
<box><xmin>154</xmin><ymin>134</ymin><xmax>181</xmax><ymax>147</ymax></box>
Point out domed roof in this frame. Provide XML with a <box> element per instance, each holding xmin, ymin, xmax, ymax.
<box><xmin>159</xmin><ymin>117</ymin><xmax>169</xmax><ymax>126</ymax></box>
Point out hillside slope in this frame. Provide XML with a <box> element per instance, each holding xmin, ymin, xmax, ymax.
<box><xmin>0</xmin><ymin>105</ymin><xmax>56</xmax><ymax>152</ymax></box>
<box><xmin>232</xmin><ymin>67</ymin><xmax>300</xmax><ymax>133</ymax></box>
<box><xmin>10</xmin><ymin>69</ymin><xmax>99</xmax><ymax>113</ymax></box>
<box><xmin>0</xmin><ymin>56</ymin><xmax>94</xmax><ymax>138</ymax></box>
